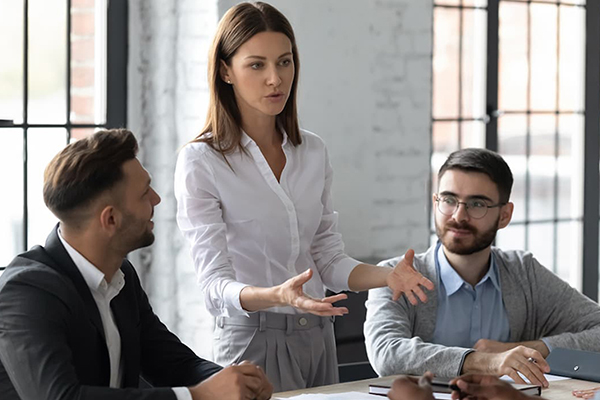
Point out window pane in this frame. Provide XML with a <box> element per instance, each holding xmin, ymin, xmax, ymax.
<box><xmin>499</xmin><ymin>2</ymin><xmax>528</xmax><ymax>112</ymax></box>
<box><xmin>28</xmin><ymin>0</ymin><xmax>67</xmax><ymax>124</ymax></box>
<box><xmin>461</xmin><ymin>9</ymin><xmax>487</xmax><ymax>119</ymax></box>
<box><xmin>0</xmin><ymin>129</ymin><xmax>24</xmax><ymax>265</ymax></box>
<box><xmin>498</xmin><ymin>114</ymin><xmax>527</xmax><ymax>222</ymax></box>
<box><xmin>559</xmin><ymin>5</ymin><xmax>585</xmax><ymax>112</ymax></box>
<box><xmin>71</xmin><ymin>0</ymin><xmax>107</xmax><ymax>124</ymax></box>
<box><xmin>434</xmin><ymin>0</ymin><xmax>460</xmax><ymax>6</ymax></box>
<box><xmin>557</xmin><ymin>114</ymin><xmax>583</xmax><ymax>219</ymax></box>
<box><xmin>529</xmin><ymin>115</ymin><xmax>556</xmax><ymax>221</ymax></box>
<box><xmin>0</xmin><ymin>0</ymin><xmax>24</xmax><ymax>124</ymax></box>
<box><xmin>495</xmin><ymin>223</ymin><xmax>525</xmax><ymax>252</ymax></box>
<box><xmin>460</xmin><ymin>121</ymin><xmax>485</xmax><ymax>148</ymax></box>
<box><xmin>530</xmin><ymin>3</ymin><xmax>558</xmax><ymax>111</ymax></box>
<box><xmin>528</xmin><ymin>222</ymin><xmax>555</xmax><ymax>272</ymax></box>
<box><xmin>433</xmin><ymin>121</ymin><xmax>459</xmax><ymax>155</ymax></box>
<box><xmin>27</xmin><ymin>129</ymin><xmax>67</xmax><ymax>248</ymax></box>
<box><xmin>432</xmin><ymin>122</ymin><xmax>459</xmax><ymax>196</ymax></box>
<box><xmin>70</xmin><ymin>127</ymin><xmax>98</xmax><ymax>143</ymax></box>
<box><xmin>464</xmin><ymin>0</ymin><xmax>488</xmax><ymax>6</ymax></box>
<box><xmin>433</xmin><ymin>7</ymin><xmax>460</xmax><ymax>119</ymax></box>
<box><xmin>557</xmin><ymin>220</ymin><xmax>582</xmax><ymax>289</ymax></box>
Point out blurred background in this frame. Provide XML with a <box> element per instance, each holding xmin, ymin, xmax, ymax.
<box><xmin>0</xmin><ymin>0</ymin><xmax>598</xmax><ymax>376</ymax></box>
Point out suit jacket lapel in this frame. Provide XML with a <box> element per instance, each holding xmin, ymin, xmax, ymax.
<box><xmin>41</xmin><ymin>226</ymin><xmax>107</xmax><ymax>342</ymax></box>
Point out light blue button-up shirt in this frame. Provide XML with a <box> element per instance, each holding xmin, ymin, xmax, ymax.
<box><xmin>432</xmin><ymin>242</ymin><xmax>511</xmax><ymax>348</ymax></box>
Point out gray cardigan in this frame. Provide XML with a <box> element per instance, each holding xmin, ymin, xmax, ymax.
<box><xmin>364</xmin><ymin>244</ymin><xmax>600</xmax><ymax>378</ymax></box>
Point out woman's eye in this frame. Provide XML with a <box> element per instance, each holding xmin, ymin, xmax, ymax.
<box><xmin>280</xmin><ymin>59</ymin><xmax>291</xmax><ymax>66</ymax></box>
<box><xmin>250</xmin><ymin>62</ymin><xmax>262</xmax><ymax>70</ymax></box>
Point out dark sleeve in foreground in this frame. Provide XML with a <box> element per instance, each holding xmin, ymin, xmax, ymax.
<box><xmin>0</xmin><ymin>264</ymin><xmax>177</xmax><ymax>400</ymax></box>
<box><xmin>122</xmin><ymin>260</ymin><xmax>222</xmax><ymax>386</ymax></box>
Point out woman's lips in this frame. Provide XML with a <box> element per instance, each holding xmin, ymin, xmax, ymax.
<box><xmin>266</xmin><ymin>93</ymin><xmax>285</xmax><ymax>102</ymax></box>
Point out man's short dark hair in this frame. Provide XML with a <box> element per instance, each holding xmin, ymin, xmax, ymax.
<box><xmin>438</xmin><ymin>148</ymin><xmax>514</xmax><ymax>203</ymax></box>
<box><xmin>43</xmin><ymin>129</ymin><xmax>138</xmax><ymax>222</ymax></box>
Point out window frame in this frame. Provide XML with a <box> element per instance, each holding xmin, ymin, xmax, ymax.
<box><xmin>0</xmin><ymin>0</ymin><xmax>127</xmax><ymax>267</ymax></box>
<box><xmin>431</xmin><ymin>0</ymin><xmax>600</xmax><ymax>300</ymax></box>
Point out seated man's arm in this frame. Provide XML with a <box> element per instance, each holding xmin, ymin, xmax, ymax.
<box><xmin>0</xmin><ymin>267</ymin><xmax>175</xmax><ymax>400</ymax></box>
<box><xmin>364</xmin><ymin>270</ymin><xmax>471</xmax><ymax>378</ymax></box>
<box><xmin>528</xmin><ymin>256</ymin><xmax>600</xmax><ymax>351</ymax></box>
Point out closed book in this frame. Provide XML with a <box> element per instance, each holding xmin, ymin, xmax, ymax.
<box><xmin>368</xmin><ymin>377</ymin><xmax>541</xmax><ymax>397</ymax></box>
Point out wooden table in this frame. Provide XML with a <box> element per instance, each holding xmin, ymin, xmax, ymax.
<box><xmin>275</xmin><ymin>375</ymin><xmax>600</xmax><ymax>399</ymax></box>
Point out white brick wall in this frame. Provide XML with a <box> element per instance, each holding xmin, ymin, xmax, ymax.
<box><xmin>128</xmin><ymin>0</ymin><xmax>433</xmax><ymax>359</ymax></box>
<box><xmin>128</xmin><ymin>0</ymin><xmax>217</xmax><ymax>359</ymax></box>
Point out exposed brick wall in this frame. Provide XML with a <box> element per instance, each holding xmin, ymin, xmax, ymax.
<box><xmin>70</xmin><ymin>0</ymin><xmax>97</xmax><ymax>131</ymax></box>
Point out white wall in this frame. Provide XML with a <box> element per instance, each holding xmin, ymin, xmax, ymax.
<box><xmin>217</xmin><ymin>0</ymin><xmax>434</xmax><ymax>259</ymax></box>
<box><xmin>128</xmin><ymin>0</ymin><xmax>433</xmax><ymax>359</ymax></box>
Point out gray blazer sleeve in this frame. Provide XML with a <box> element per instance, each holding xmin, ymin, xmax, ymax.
<box><xmin>363</xmin><ymin>258</ymin><xmax>471</xmax><ymax>378</ymax></box>
<box><xmin>527</xmin><ymin>256</ymin><xmax>600</xmax><ymax>351</ymax></box>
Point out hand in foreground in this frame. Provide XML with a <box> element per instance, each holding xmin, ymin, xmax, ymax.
<box><xmin>450</xmin><ymin>374</ymin><xmax>532</xmax><ymax>400</ymax></box>
<box><xmin>573</xmin><ymin>387</ymin><xmax>600</xmax><ymax>399</ymax></box>
<box><xmin>190</xmin><ymin>361</ymin><xmax>272</xmax><ymax>400</ymax></box>
<box><xmin>463</xmin><ymin>346</ymin><xmax>550</xmax><ymax>388</ymax></box>
<box><xmin>387</xmin><ymin>372</ymin><xmax>435</xmax><ymax>400</ymax></box>
<box><xmin>277</xmin><ymin>269</ymin><xmax>348</xmax><ymax>316</ymax></box>
<box><xmin>387</xmin><ymin>249</ymin><xmax>435</xmax><ymax>304</ymax></box>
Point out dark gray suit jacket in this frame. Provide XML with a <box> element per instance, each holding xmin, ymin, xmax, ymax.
<box><xmin>0</xmin><ymin>227</ymin><xmax>221</xmax><ymax>399</ymax></box>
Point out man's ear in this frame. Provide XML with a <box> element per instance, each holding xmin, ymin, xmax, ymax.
<box><xmin>99</xmin><ymin>205</ymin><xmax>119</xmax><ymax>236</ymax></box>
<box><xmin>220</xmin><ymin>59</ymin><xmax>231</xmax><ymax>84</ymax></box>
<box><xmin>498</xmin><ymin>202</ymin><xmax>514</xmax><ymax>230</ymax></box>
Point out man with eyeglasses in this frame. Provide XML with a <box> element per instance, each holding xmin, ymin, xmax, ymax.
<box><xmin>364</xmin><ymin>148</ymin><xmax>600</xmax><ymax>388</ymax></box>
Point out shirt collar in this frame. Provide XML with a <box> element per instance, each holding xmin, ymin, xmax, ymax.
<box><xmin>436</xmin><ymin>244</ymin><xmax>501</xmax><ymax>297</ymax></box>
<box><xmin>240</xmin><ymin>131</ymin><xmax>253</xmax><ymax>148</ymax></box>
<box><xmin>57</xmin><ymin>227</ymin><xmax>124</xmax><ymax>293</ymax></box>
<box><xmin>240</xmin><ymin>129</ymin><xmax>289</xmax><ymax>148</ymax></box>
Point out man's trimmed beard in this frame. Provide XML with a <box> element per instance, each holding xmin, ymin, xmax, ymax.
<box><xmin>119</xmin><ymin>210</ymin><xmax>155</xmax><ymax>253</ymax></box>
<box><xmin>435</xmin><ymin>215</ymin><xmax>500</xmax><ymax>255</ymax></box>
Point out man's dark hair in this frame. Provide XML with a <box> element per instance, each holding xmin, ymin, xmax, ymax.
<box><xmin>438</xmin><ymin>148</ymin><xmax>514</xmax><ymax>203</ymax></box>
<box><xmin>43</xmin><ymin>129</ymin><xmax>138</xmax><ymax>222</ymax></box>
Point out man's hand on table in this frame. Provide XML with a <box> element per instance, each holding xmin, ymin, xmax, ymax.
<box><xmin>462</xmin><ymin>345</ymin><xmax>550</xmax><ymax>388</ymax></box>
<box><xmin>190</xmin><ymin>360</ymin><xmax>273</xmax><ymax>400</ymax></box>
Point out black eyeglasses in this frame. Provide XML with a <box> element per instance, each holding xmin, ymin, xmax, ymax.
<box><xmin>435</xmin><ymin>194</ymin><xmax>506</xmax><ymax>219</ymax></box>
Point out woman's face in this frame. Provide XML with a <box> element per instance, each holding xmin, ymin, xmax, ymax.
<box><xmin>221</xmin><ymin>31</ymin><xmax>295</xmax><ymax>123</ymax></box>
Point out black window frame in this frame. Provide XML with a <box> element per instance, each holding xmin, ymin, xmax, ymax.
<box><xmin>0</xmin><ymin>0</ymin><xmax>127</xmax><ymax>268</ymax></box>
<box><xmin>431</xmin><ymin>0</ymin><xmax>600</xmax><ymax>301</ymax></box>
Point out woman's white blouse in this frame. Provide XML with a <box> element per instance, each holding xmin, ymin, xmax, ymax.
<box><xmin>174</xmin><ymin>130</ymin><xmax>360</xmax><ymax>317</ymax></box>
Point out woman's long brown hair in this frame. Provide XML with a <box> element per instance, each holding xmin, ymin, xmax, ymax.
<box><xmin>193</xmin><ymin>2</ymin><xmax>301</xmax><ymax>159</ymax></box>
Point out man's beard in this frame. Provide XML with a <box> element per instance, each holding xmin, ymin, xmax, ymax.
<box><xmin>119</xmin><ymin>211</ymin><xmax>155</xmax><ymax>252</ymax></box>
<box><xmin>435</xmin><ymin>216</ymin><xmax>499</xmax><ymax>255</ymax></box>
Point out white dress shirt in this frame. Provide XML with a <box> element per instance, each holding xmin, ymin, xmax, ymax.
<box><xmin>58</xmin><ymin>230</ymin><xmax>192</xmax><ymax>400</ymax></box>
<box><xmin>175</xmin><ymin>129</ymin><xmax>361</xmax><ymax>317</ymax></box>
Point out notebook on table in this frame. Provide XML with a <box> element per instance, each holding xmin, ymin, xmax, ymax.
<box><xmin>547</xmin><ymin>347</ymin><xmax>600</xmax><ymax>382</ymax></box>
<box><xmin>368</xmin><ymin>377</ymin><xmax>541</xmax><ymax>397</ymax></box>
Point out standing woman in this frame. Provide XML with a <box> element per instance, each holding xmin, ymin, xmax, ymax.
<box><xmin>174</xmin><ymin>1</ymin><xmax>433</xmax><ymax>392</ymax></box>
